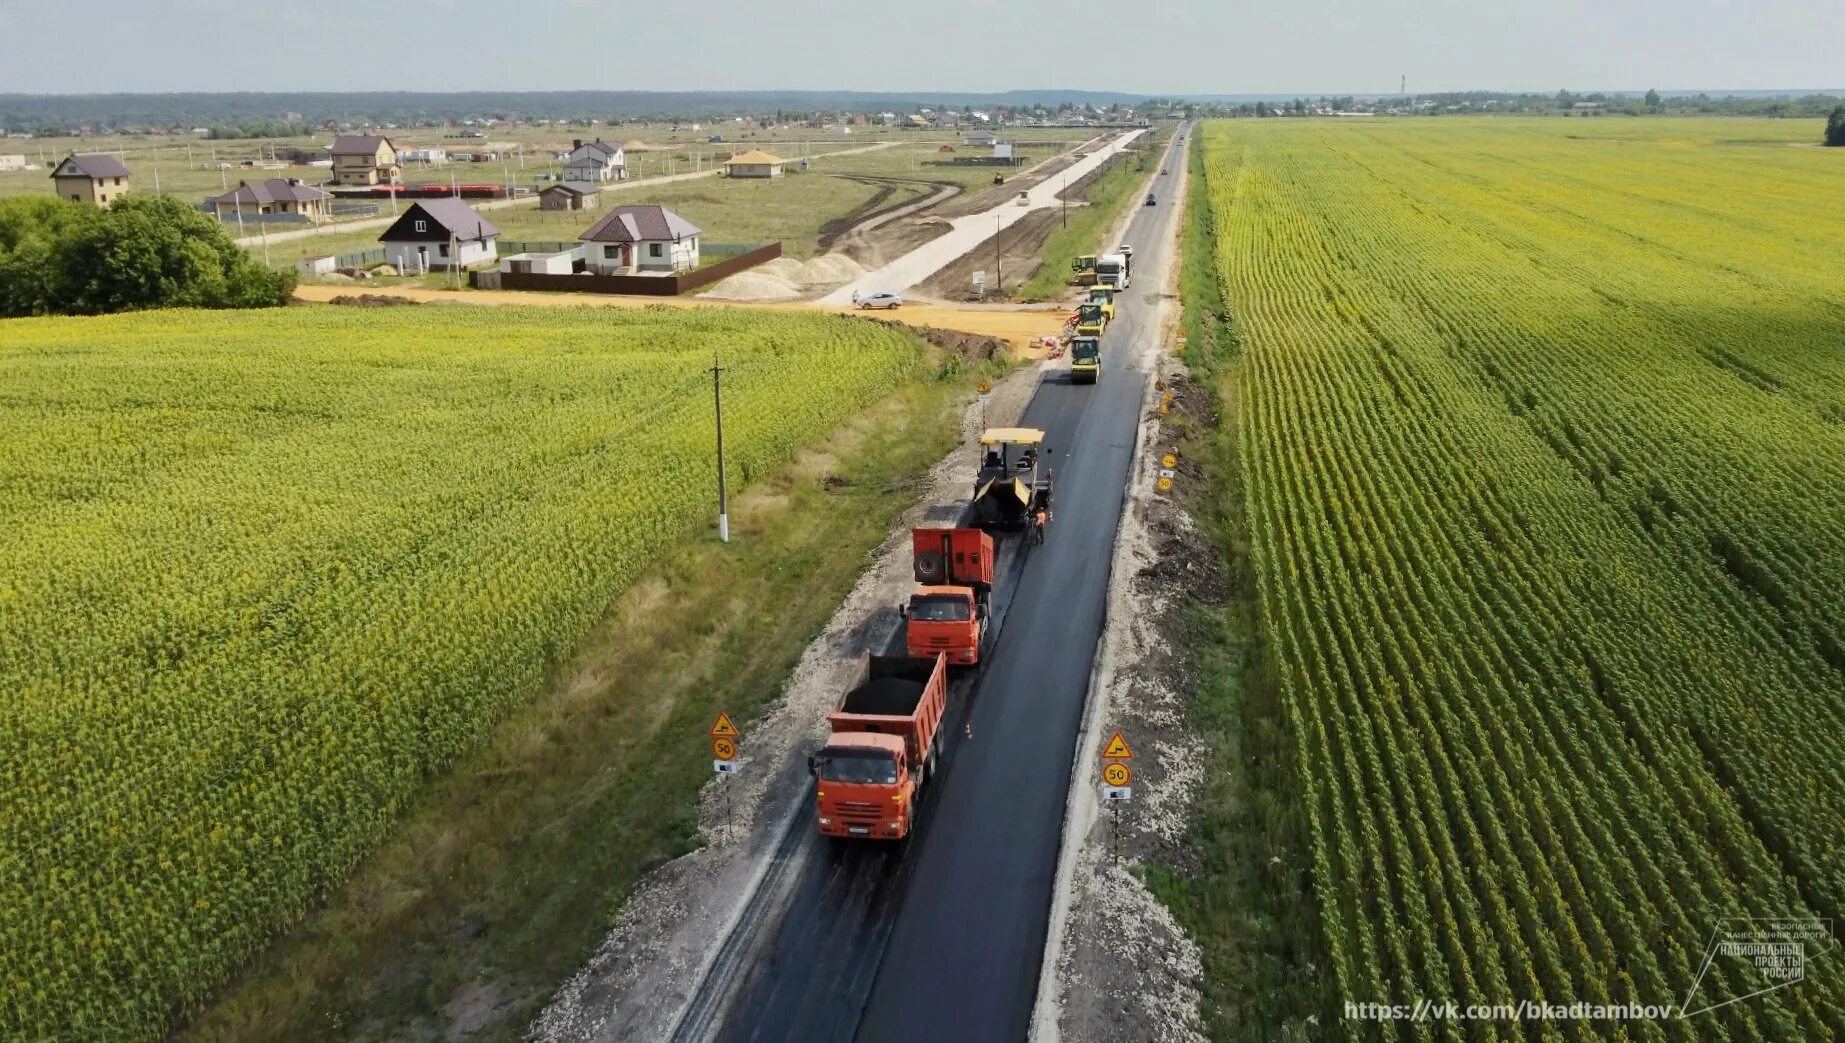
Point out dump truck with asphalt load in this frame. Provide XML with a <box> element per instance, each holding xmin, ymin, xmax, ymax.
<box><xmin>1070</xmin><ymin>336</ymin><xmax>1101</xmax><ymax>384</ymax></box>
<box><xmin>972</xmin><ymin>427</ymin><xmax>1052</xmax><ymax>531</ymax></box>
<box><xmin>1075</xmin><ymin>302</ymin><xmax>1107</xmax><ymax>337</ymax></box>
<box><xmin>902</xmin><ymin>527</ymin><xmax>994</xmax><ymax>666</ymax></box>
<box><xmin>810</xmin><ymin>652</ymin><xmax>950</xmax><ymax>840</ymax></box>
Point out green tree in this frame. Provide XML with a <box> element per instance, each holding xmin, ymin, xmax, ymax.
<box><xmin>0</xmin><ymin>195</ymin><xmax>293</xmax><ymax>317</ymax></box>
<box><xmin>1645</xmin><ymin>88</ymin><xmax>1662</xmax><ymax>110</ymax></box>
<box><xmin>1827</xmin><ymin>105</ymin><xmax>1845</xmax><ymax>146</ymax></box>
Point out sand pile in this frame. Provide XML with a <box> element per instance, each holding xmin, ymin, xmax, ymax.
<box><xmin>700</xmin><ymin>253</ymin><xmax>868</xmax><ymax>301</ymax></box>
<box><xmin>755</xmin><ymin>257</ymin><xmax>806</xmax><ymax>279</ymax></box>
<box><xmin>798</xmin><ymin>253</ymin><xmax>865</xmax><ymax>285</ymax></box>
<box><xmin>701</xmin><ymin>270</ymin><xmax>801</xmax><ymax>301</ymax></box>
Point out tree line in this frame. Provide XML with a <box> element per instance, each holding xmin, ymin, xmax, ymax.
<box><xmin>0</xmin><ymin>195</ymin><xmax>295</xmax><ymax>318</ymax></box>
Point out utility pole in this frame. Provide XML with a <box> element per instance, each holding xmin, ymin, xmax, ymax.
<box><xmin>711</xmin><ymin>351</ymin><xmax>731</xmax><ymax>542</ymax></box>
<box><xmin>260</xmin><ymin>217</ymin><xmax>270</xmax><ymax>266</ymax></box>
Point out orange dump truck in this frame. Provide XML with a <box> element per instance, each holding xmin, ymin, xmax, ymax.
<box><xmin>902</xmin><ymin>527</ymin><xmax>995</xmax><ymax>666</ymax></box>
<box><xmin>810</xmin><ymin>652</ymin><xmax>949</xmax><ymax>840</ymax></box>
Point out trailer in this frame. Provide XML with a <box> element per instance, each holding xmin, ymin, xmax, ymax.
<box><xmin>810</xmin><ymin>653</ymin><xmax>950</xmax><ymax>840</ymax></box>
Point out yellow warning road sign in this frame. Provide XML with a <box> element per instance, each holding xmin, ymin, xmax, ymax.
<box><xmin>977</xmin><ymin>378</ymin><xmax>992</xmax><ymax>395</ymax></box>
<box><xmin>710</xmin><ymin>712</ymin><xmax>741</xmax><ymax>739</ymax></box>
<box><xmin>712</xmin><ymin>737</ymin><xmax>737</xmax><ymax>761</ymax></box>
<box><xmin>1103</xmin><ymin>762</ymin><xmax>1132</xmax><ymax>787</ymax></box>
<box><xmin>1160</xmin><ymin>452</ymin><xmax>1178</xmax><ymax>470</ymax></box>
<box><xmin>1156</xmin><ymin>476</ymin><xmax>1173</xmax><ymax>493</ymax></box>
<box><xmin>1101</xmin><ymin>732</ymin><xmax>1134</xmax><ymax>760</ymax></box>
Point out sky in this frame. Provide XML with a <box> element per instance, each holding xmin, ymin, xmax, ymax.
<box><xmin>1</xmin><ymin>0</ymin><xmax>1840</xmax><ymax>96</ymax></box>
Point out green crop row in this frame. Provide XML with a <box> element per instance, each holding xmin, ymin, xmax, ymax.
<box><xmin>1199</xmin><ymin>117</ymin><xmax>1845</xmax><ymax>1040</ymax></box>
<box><xmin>0</xmin><ymin>305</ymin><xmax>926</xmax><ymax>1039</ymax></box>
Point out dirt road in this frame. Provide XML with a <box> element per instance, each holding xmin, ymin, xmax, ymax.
<box><xmin>291</xmin><ymin>282</ymin><xmax>1068</xmax><ymax>352</ymax></box>
<box><xmin>818</xmin><ymin>130</ymin><xmax>1147</xmax><ymax>305</ymax></box>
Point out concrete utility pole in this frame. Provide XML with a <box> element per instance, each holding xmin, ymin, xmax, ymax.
<box><xmin>711</xmin><ymin>351</ymin><xmax>731</xmax><ymax>542</ymax></box>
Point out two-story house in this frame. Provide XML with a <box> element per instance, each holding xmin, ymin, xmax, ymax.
<box><xmin>329</xmin><ymin>134</ymin><xmax>401</xmax><ymax>185</ymax></box>
<box><xmin>50</xmin><ymin>153</ymin><xmax>131</xmax><ymax>207</ymax></box>
<box><xmin>562</xmin><ymin>138</ymin><xmax>626</xmax><ymax>182</ymax></box>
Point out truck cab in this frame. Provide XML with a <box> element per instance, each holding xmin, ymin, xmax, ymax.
<box><xmin>814</xmin><ymin>733</ymin><xmax>913</xmax><ymax>839</ymax></box>
<box><xmin>1095</xmin><ymin>253</ymin><xmax>1129</xmax><ymax>291</ymax></box>
<box><xmin>1070</xmin><ymin>336</ymin><xmax>1101</xmax><ymax>383</ymax></box>
<box><xmin>1075</xmin><ymin>302</ymin><xmax>1107</xmax><ymax>337</ymax></box>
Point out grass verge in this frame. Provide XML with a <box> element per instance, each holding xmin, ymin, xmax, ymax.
<box><xmin>1016</xmin><ymin>124</ymin><xmax>1172</xmax><ymax>300</ymax></box>
<box><xmin>1135</xmin><ymin>128</ymin><xmax>1334</xmax><ymax>1042</ymax></box>
<box><xmin>180</xmin><ymin>350</ymin><xmax>1005</xmax><ymax>1043</ymax></box>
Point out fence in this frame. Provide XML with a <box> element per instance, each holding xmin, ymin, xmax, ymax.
<box><xmin>332</xmin><ymin>247</ymin><xmax>388</xmax><ymax>269</ymax></box>
<box><xmin>472</xmin><ymin>242</ymin><xmax>782</xmax><ymax>297</ymax></box>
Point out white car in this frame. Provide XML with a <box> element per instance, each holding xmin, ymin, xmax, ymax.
<box><xmin>857</xmin><ymin>292</ymin><xmax>903</xmax><ymax>310</ymax></box>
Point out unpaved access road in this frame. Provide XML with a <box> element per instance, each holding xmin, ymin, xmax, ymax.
<box><xmin>291</xmin><ymin>282</ymin><xmax>1070</xmax><ymax>353</ymax></box>
<box><xmin>530</xmin><ymin>126</ymin><xmax>1188</xmax><ymax>1043</ymax></box>
<box><xmin>818</xmin><ymin>130</ymin><xmax>1147</xmax><ymax>306</ymax></box>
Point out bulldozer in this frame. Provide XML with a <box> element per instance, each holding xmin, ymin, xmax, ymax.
<box><xmin>971</xmin><ymin>428</ymin><xmax>1052</xmax><ymax>531</ymax></box>
<box><xmin>1071</xmin><ymin>254</ymin><xmax>1099</xmax><ymax>286</ymax></box>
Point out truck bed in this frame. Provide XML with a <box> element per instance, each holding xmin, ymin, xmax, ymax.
<box><xmin>841</xmin><ymin>677</ymin><xmax>928</xmax><ymax>717</ymax></box>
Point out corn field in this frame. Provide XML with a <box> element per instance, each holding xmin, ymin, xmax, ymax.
<box><xmin>1201</xmin><ymin>118</ymin><xmax>1845</xmax><ymax>1040</ymax></box>
<box><xmin>0</xmin><ymin>305</ymin><xmax>925</xmax><ymax>1038</ymax></box>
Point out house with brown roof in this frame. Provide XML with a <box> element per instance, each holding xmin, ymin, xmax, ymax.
<box><xmin>50</xmin><ymin>153</ymin><xmax>131</xmax><ymax>207</ymax></box>
<box><xmin>329</xmin><ymin>134</ymin><xmax>400</xmax><ymax>185</ymax></box>
<box><xmin>722</xmin><ymin>149</ymin><xmax>785</xmax><ymax>179</ymax></box>
<box><xmin>378</xmin><ymin>197</ymin><xmax>499</xmax><ymax>272</ymax></box>
<box><xmin>578</xmin><ymin>204</ymin><xmax>702</xmax><ymax>273</ymax></box>
<box><xmin>208</xmin><ymin>178</ymin><xmax>331</xmax><ymax>221</ymax></box>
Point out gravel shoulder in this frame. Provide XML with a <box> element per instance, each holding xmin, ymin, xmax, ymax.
<box><xmin>528</xmin><ymin>358</ymin><xmax>1044</xmax><ymax>1043</ymax></box>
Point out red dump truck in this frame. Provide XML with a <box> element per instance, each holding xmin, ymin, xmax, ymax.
<box><xmin>810</xmin><ymin>653</ymin><xmax>949</xmax><ymax>840</ymax></box>
<box><xmin>902</xmin><ymin>527</ymin><xmax>994</xmax><ymax>666</ymax></box>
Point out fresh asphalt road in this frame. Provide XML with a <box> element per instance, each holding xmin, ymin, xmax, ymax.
<box><xmin>710</xmin><ymin>128</ymin><xmax>1188</xmax><ymax>1043</ymax></box>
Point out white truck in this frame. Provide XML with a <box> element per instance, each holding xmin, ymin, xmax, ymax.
<box><xmin>1096</xmin><ymin>251</ymin><xmax>1131</xmax><ymax>291</ymax></box>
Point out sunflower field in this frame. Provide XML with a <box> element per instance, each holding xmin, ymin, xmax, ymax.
<box><xmin>1199</xmin><ymin>118</ymin><xmax>1845</xmax><ymax>1039</ymax></box>
<box><xmin>0</xmin><ymin>305</ymin><xmax>926</xmax><ymax>1038</ymax></box>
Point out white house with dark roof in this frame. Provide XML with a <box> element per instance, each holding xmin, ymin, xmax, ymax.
<box><xmin>578</xmin><ymin>204</ymin><xmax>701</xmax><ymax>273</ymax></box>
<box><xmin>563</xmin><ymin>138</ymin><xmax>626</xmax><ymax>182</ymax></box>
<box><xmin>208</xmin><ymin>178</ymin><xmax>331</xmax><ymax>221</ymax></box>
<box><xmin>377</xmin><ymin>197</ymin><xmax>499</xmax><ymax>272</ymax></box>
<box><xmin>329</xmin><ymin>134</ymin><xmax>400</xmax><ymax>185</ymax></box>
<box><xmin>50</xmin><ymin>153</ymin><xmax>131</xmax><ymax>207</ymax></box>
